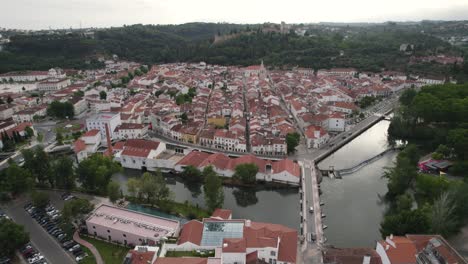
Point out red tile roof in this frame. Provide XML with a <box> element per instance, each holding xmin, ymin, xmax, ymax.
<box><xmin>154</xmin><ymin>258</ymin><xmax>207</xmax><ymax>264</ymax></box>
<box><xmin>177</xmin><ymin>220</ymin><xmax>203</xmax><ymax>246</ymax></box>
<box><xmin>378</xmin><ymin>236</ymin><xmax>417</xmax><ymax>264</ymax></box>
<box><xmin>323</xmin><ymin>248</ymin><xmax>382</xmax><ymax>264</ymax></box>
<box><xmin>83</xmin><ymin>129</ymin><xmax>100</xmax><ymax>137</ymax></box>
<box><xmin>222</xmin><ymin>238</ymin><xmax>246</xmax><ymax>253</ymax></box>
<box><xmin>128</xmin><ymin>249</ymin><xmax>155</xmax><ymax>264</ymax></box>
<box><xmin>211</xmin><ymin>209</ymin><xmax>232</xmax><ymax>220</ymax></box>
<box><xmin>73</xmin><ymin>139</ymin><xmax>86</xmax><ymax>153</ymax></box>
<box><xmin>176</xmin><ymin>151</ymin><xmax>212</xmax><ymax>168</ymax></box>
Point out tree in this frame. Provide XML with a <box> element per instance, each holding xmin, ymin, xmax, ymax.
<box><xmin>56</xmin><ymin>131</ymin><xmax>64</xmax><ymax>145</ymax></box>
<box><xmin>22</xmin><ymin>146</ymin><xmax>50</xmax><ymax>184</ymax></box>
<box><xmin>399</xmin><ymin>88</ymin><xmax>417</xmax><ymax>106</ymax></box>
<box><xmin>447</xmin><ymin>129</ymin><xmax>468</xmax><ymax>160</ymax></box>
<box><xmin>182</xmin><ymin>165</ymin><xmax>203</xmax><ymax>183</ymax></box>
<box><xmin>233</xmin><ymin>188</ymin><xmax>258</xmax><ymax>207</ymax></box>
<box><xmin>430</xmin><ymin>192</ymin><xmax>458</xmax><ymax>237</ymax></box>
<box><xmin>30</xmin><ymin>191</ymin><xmax>50</xmax><ymax>209</ymax></box>
<box><xmin>180</xmin><ymin>113</ymin><xmax>188</xmax><ymax>123</ymax></box>
<box><xmin>4</xmin><ymin>163</ymin><xmax>34</xmax><ymax>195</ymax></box>
<box><xmin>286</xmin><ymin>132</ymin><xmax>300</xmax><ymax>153</ymax></box>
<box><xmin>203</xmin><ymin>166</ymin><xmax>224</xmax><ymax>211</ymax></box>
<box><xmin>233</xmin><ymin>163</ymin><xmax>258</xmax><ymax>184</ymax></box>
<box><xmin>36</xmin><ymin>132</ymin><xmax>44</xmax><ymax>142</ymax></box>
<box><xmin>50</xmin><ymin>156</ymin><xmax>75</xmax><ymax>190</ymax></box>
<box><xmin>99</xmin><ymin>91</ymin><xmax>107</xmax><ymax>100</ymax></box>
<box><xmin>107</xmin><ymin>181</ymin><xmax>121</xmax><ymax>203</ymax></box>
<box><xmin>126</xmin><ymin>178</ymin><xmax>141</xmax><ymax>198</ymax></box>
<box><xmin>380</xmin><ymin>209</ymin><xmax>430</xmax><ymax>237</ymax></box>
<box><xmin>47</xmin><ymin>101</ymin><xmax>74</xmax><ymax>119</ymax></box>
<box><xmin>76</xmin><ymin>154</ymin><xmax>122</xmax><ymax>194</ymax></box>
<box><xmin>62</xmin><ymin>199</ymin><xmax>94</xmax><ymax>222</ymax></box>
<box><xmin>0</xmin><ymin>219</ymin><xmax>29</xmax><ymax>257</ymax></box>
<box><xmin>24</xmin><ymin>126</ymin><xmax>34</xmax><ymax>138</ymax></box>
<box><xmin>138</xmin><ymin>171</ymin><xmax>172</xmax><ymax>205</ymax></box>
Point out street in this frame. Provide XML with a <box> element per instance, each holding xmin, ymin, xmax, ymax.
<box><xmin>2</xmin><ymin>197</ymin><xmax>75</xmax><ymax>264</ymax></box>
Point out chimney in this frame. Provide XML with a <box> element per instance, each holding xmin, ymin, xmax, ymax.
<box><xmin>362</xmin><ymin>255</ymin><xmax>371</xmax><ymax>264</ymax></box>
<box><xmin>105</xmin><ymin>123</ymin><xmax>112</xmax><ymax>152</ymax></box>
<box><xmin>245</xmin><ymin>219</ymin><xmax>251</xmax><ymax>227</ymax></box>
<box><xmin>385</xmin><ymin>245</ymin><xmax>390</xmax><ymax>251</ymax></box>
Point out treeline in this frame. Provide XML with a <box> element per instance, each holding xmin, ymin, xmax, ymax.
<box><xmin>389</xmin><ymin>84</ymin><xmax>468</xmax><ymax>175</ymax></box>
<box><xmin>1</xmin><ymin>23</ymin><xmax>464</xmax><ymax>76</ymax></box>
<box><xmin>381</xmin><ymin>83</ymin><xmax>468</xmax><ymax>237</ymax></box>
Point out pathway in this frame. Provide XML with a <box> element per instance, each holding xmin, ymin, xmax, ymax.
<box><xmin>73</xmin><ymin>231</ymin><xmax>104</xmax><ymax>264</ymax></box>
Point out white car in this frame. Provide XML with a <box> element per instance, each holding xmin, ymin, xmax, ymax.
<box><xmin>69</xmin><ymin>244</ymin><xmax>80</xmax><ymax>252</ymax></box>
<box><xmin>76</xmin><ymin>254</ymin><xmax>88</xmax><ymax>262</ymax></box>
<box><xmin>28</xmin><ymin>254</ymin><xmax>44</xmax><ymax>264</ymax></box>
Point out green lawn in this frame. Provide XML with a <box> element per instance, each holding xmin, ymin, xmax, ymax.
<box><xmin>79</xmin><ymin>247</ymin><xmax>97</xmax><ymax>264</ymax></box>
<box><xmin>165</xmin><ymin>250</ymin><xmax>215</xmax><ymax>258</ymax></box>
<box><xmin>81</xmin><ymin>236</ymin><xmax>128</xmax><ymax>264</ymax></box>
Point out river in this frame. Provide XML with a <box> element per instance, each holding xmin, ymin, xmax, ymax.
<box><xmin>112</xmin><ymin>120</ymin><xmax>396</xmax><ymax>248</ymax></box>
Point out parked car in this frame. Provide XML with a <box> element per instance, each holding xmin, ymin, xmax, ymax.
<box><xmin>75</xmin><ymin>253</ymin><xmax>88</xmax><ymax>262</ymax></box>
<box><xmin>68</xmin><ymin>244</ymin><xmax>80</xmax><ymax>252</ymax></box>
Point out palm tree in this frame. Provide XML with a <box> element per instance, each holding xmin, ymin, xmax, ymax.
<box><xmin>431</xmin><ymin>192</ymin><xmax>458</xmax><ymax>237</ymax></box>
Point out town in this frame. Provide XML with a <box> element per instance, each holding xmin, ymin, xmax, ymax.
<box><xmin>0</xmin><ymin>46</ymin><xmax>466</xmax><ymax>264</ymax></box>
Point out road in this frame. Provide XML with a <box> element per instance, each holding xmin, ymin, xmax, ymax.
<box><xmin>3</xmin><ymin>198</ymin><xmax>75</xmax><ymax>264</ymax></box>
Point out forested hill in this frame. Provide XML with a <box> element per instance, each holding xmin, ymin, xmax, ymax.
<box><xmin>0</xmin><ymin>22</ymin><xmax>466</xmax><ymax>77</ymax></box>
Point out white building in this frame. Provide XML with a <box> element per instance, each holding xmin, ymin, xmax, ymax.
<box><xmin>305</xmin><ymin>125</ymin><xmax>330</xmax><ymax>148</ymax></box>
<box><xmin>37</xmin><ymin>78</ymin><xmax>70</xmax><ymax>92</ymax></box>
<box><xmin>86</xmin><ymin>112</ymin><xmax>121</xmax><ymax>144</ymax></box>
<box><xmin>114</xmin><ymin>123</ymin><xmax>148</xmax><ymax>140</ymax></box>
<box><xmin>114</xmin><ymin>139</ymin><xmax>167</xmax><ymax>170</ymax></box>
<box><xmin>12</xmin><ymin>106</ymin><xmax>47</xmax><ymax>123</ymax></box>
<box><xmin>73</xmin><ymin>129</ymin><xmax>101</xmax><ymax>162</ymax></box>
<box><xmin>324</xmin><ymin>113</ymin><xmax>346</xmax><ymax>132</ymax></box>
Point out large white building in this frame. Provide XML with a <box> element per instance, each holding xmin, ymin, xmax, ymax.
<box><xmin>114</xmin><ymin>123</ymin><xmax>148</xmax><ymax>140</ymax></box>
<box><xmin>12</xmin><ymin>106</ymin><xmax>47</xmax><ymax>123</ymax></box>
<box><xmin>86</xmin><ymin>112</ymin><xmax>121</xmax><ymax>144</ymax></box>
<box><xmin>113</xmin><ymin>139</ymin><xmax>169</xmax><ymax>170</ymax></box>
<box><xmin>37</xmin><ymin>78</ymin><xmax>71</xmax><ymax>92</ymax></box>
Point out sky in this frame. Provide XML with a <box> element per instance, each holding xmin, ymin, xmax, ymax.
<box><xmin>2</xmin><ymin>0</ymin><xmax>468</xmax><ymax>30</ymax></box>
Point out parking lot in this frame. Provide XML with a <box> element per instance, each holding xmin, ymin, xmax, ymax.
<box><xmin>4</xmin><ymin>198</ymin><xmax>76</xmax><ymax>264</ymax></box>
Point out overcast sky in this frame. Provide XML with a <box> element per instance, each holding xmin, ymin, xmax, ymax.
<box><xmin>2</xmin><ymin>0</ymin><xmax>468</xmax><ymax>30</ymax></box>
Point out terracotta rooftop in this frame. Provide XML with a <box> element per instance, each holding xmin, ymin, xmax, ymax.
<box><xmin>82</xmin><ymin>129</ymin><xmax>100</xmax><ymax>137</ymax></box>
<box><xmin>222</xmin><ymin>238</ymin><xmax>246</xmax><ymax>253</ymax></box>
<box><xmin>211</xmin><ymin>209</ymin><xmax>232</xmax><ymax>220</ymax></box>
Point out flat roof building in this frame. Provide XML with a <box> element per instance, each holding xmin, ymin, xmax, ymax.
<box><xmin>86</xmin><ymin>204</ymin><xmax>180</xmax><ymax>247</ymax></box>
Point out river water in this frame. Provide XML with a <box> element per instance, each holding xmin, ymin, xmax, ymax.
<box><xmin>112</xmin><ymin>120</ymin><xmax>395</xmax><ymax>248</ymax></box>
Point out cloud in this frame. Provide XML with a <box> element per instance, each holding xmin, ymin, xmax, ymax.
<box><xmin>1</xmin><ymin>0</ymin><xmax>468</xmax><ymax>29</ymax></box>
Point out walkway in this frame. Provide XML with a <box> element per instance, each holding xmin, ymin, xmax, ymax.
<box><xmin>73</xmin><ymin>231</ymin><xmax>104</xmax><ymax>264</ymax></box>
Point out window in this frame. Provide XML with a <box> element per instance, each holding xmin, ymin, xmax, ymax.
<box><xmin>93</xmin><ymin>232</ymin><xmax>97</xmax><ymax>236</ymax></box>
<box><xmin>271</xmin><ymin>251</ymin><xmax>276</xmax><ymax>256</ymax></box>
<box><xmin>93</xmin><ymin>226</ymin><xmax>96</xmax><ymax>229</ymax></box>
<box><xmin>123</xmin><ymin>234</ymin><xmax>126</xmax><ymax>237</ymax></box>
<box><xmin>107</xmin><ymin>230</ymin><xmax>110</xmax><ymax>233</ymax></box>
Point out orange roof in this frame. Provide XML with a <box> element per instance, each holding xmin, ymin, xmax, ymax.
<box><xmin>154</xmin><ymin>258</ymin><xmax>207</xmax><ymax>264</ymax></box>
<box><xmin>378</xmin><ymin>236</ymin><xmax>417</xmax><ymax>264</ymax></box>
<box><xmin>177</xmin><ymin>220</ymin><xmax>203</xmax><ymax>246</ymax></box>
<box><xmin>73</xmin><ymin>139</ymin><xmax>86</xmax><ymax>153</ymax></box>
<box><xmin>211</xmin><ymin>209</ymin><xmax>232</xmax><ymax>220</ymax></box>
<box><xmin>176</xmin><ymin>151</ymin><xmax>212</xmax><ymax>168</ymax></box>
<box><xmin>222</xmin><ymin>238</ymin><xmax>246</xmax><ymax>253</ymax></box>
<box><xmin>128</xmin><ymin>250</ymin><xmax>155</xmax><ymax>264</ymax></box>
<box><xmin>83</xmin><ymin>129</ymin><xmax>100</xmax><ymax>137</ymax></box>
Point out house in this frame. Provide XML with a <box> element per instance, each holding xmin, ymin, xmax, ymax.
<box><xmin>171</xmin><ymin>210</ymin><xmax>297</xmax><ymax>264</ymax></box>
<box><xmin>115</xmin><ymin>139</ymin><xmax>166</xmax><ymax>170</ymax></box>
<box><xmin>0</xmin><ymin>105</ymin><xmax>14</xmax><ymax>120</ymax></box>
<box><xmin>375</xmin><ymin>234</ymin><xmax>466</xmax><ymax>264</ymax></box>
<box><xmin>323</xmin><ymin>248</ymin><xmax>382</xmax><ymax>264</ymax></box>
<box><xmin>86</xmin><ymin>112</ymin><xmax>122</xmax><ymax>144</ymax></box>
<box><xmin>305</xmin><ymin>125</ymin><xmax>330</xmax><ymax>149</ymax></box>
<box><xmin>122</xmin><ymin>245</ymin><xmax>159</xmax><ymax>264</ymax></box>
<box><xmin>324</xmin><ymin>113</ymin><xmax>346</xmax><ymax>132</ymax></box>
<box><xmin>175</xmin><ymin>152</ymin><xmax>300</xmax><ymax>185</ymax></box>
<box><xmin>12</xmin><ymin>106</ymin><xmax>47</xmax><ymax>123</ymax></box>
<box><xmin>69</xmin><ymin>96</ymin><xmax>88</xmax><ymax>116</ymax></box>
<box><xmin>37</xmin><ymin>78</ymin><xmax>71</xmax><ymax>92</ymax></box>
<box><xmin>74</xmin><ymin>129</ymin><xmax>101</xmax><ymax>162</ymax></box>
<box><xmin>86</xmin><ymin>204</ymin><xmax>180</xmax><ymax>247</ymax></box>
<box><xmin>114</xmin><ymin>123</ymin><xmax>148</xmax><ymax>140</ymax></box>
<box><xmin>329</xmin><ymin>102</ymin><xmax>358</xmax><ymax>115</ymax></box>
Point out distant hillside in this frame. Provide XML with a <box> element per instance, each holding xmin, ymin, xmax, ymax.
<box><xmin>0</xmin><ymin>22</ymin><xmax>466</xmax><ymax>79</ymax></box>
